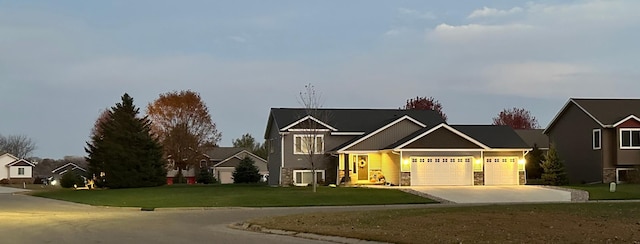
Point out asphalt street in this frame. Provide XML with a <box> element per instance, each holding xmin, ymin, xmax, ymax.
<box><xmin>0</xmin><ymin>187</ymin><xmax>424</xmax><ymax>244</ymax></box>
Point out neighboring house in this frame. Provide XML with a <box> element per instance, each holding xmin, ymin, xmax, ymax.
<box><xmin>51</xmin><ymin>162</ymin><xmax>88</xmax><ymax>181</ymax></box>
<box><xmin>265</xmin><ymin>108</ymin><xmax>531</xmax><ymax>187</ymax></box>
<box><xmin>515</xmin><ymin>129</ymin><xmax>549</xmax><ymax>153</ymax></box>
<box><xmin>203</xmin><ymin>147</ymin><xmax>268</xmax><ymax>184</ymax></box>
<box><xmin>166</xmin><ymin>158</ymin><xmax>197</xmax><ymax>184</ymax></box>
<box><xmin>0</xmin><ymin>153</ymin><xmax>36</xmax><ymax>184</ymax></box>
<box><xmin>545</xmin><ymin>98</ymin><xmax>640</xmax><ymax>184</ymax></box>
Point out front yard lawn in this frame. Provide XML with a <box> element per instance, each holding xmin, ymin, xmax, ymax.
<box><xmin>250</xmin><ymin>202</ymin><xmax>640</xmax><ymax>243</ymax></box>
<box><xmin>567</xmin><ymin>184</ymin><xmax>640</xmax><ymax>200</ymax></box>
<box><xmin>30</xmin><ymin>184</ymin><xmax>435</xmax><ymax>208</ymax></box>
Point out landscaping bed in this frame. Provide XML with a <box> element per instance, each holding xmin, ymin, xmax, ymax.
<box><xmin>567</xmin><ymin>184</ymin><xmax>640</xmax><ymax>200</ymax></box>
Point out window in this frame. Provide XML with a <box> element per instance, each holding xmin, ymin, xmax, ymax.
<box><xmin>620</xmin><ymin>129</ymin><xmax>640</xmax><ymax>149</ymax></box>
<box><xmin>593</xmin><ymin>129</ymin><xmax>601</xmax><ymax>150</ymax></box>
<box><xmin>294</xmin><ymin>135</ymin><xmax>324</xmax><ymax>154</ymax></box>
<box><xmin>18</xmin><ymin>168</ymin><xmax>25</xmax><ymax>175</ymax></box>
<box><xmin>293</xmin><ymin>170</ymin><xmax>325</xmax><ymax>186</ymax></box>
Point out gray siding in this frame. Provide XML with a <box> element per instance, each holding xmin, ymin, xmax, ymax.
<box><xmin>547</xmin><ymin>103</ymin><xmax>603</xmax><ymax>183</ymax></box>
<box><xmin>405</xmin><ymin>127</ymin><xmax>482</xmax><ymax>149</ymax></box>
<box><xmin>266</xmin><ymin>120</ymin><xmax>282</xmax><ymax>185</ymax></box>
<box><xmin>349</xmin><ymin>119</ymin><xmax>422</xmax><ymax>150</ymax></box>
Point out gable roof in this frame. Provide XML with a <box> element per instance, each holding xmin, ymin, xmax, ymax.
<box><xmin>266</xmin><ymin>108</ymin><xmax>446</xmax><ymax>138</ymax></box>
<box><xmin>0</xmin><ymin>153</ymin><xmax>19</xmax><ymax>164</ymax></box>
<box><xmin>388</xmin><ymin>124</ymin><xmax>530</xmax><ymax>150</ymax></box>
<box><xmin>334</xmin><ymin>115</ymin><xmax>427</xmax><ymax>152</ymax></box>
<box><xmin>515</xmin><ymin>129</ymin><xmax>549</xmax><ymax>149</ymax></box>
<box><xmin>204</xmin><ymin>147</ymin><xmax>248</xmax><ymax>161</ymax></box>
<box><xmin>7</xmin><ymin>159</ymin><xmax>36</xmax><ymax>167</ymax></box>
<box><xmin>545</xmin><ymin>98</ymin><xmax>640</xmax><ymax>133</ymax></box>
<box><xmin>51</xmin><ymin>163</ymin><xmax>87</xmax><ymax>174</ymax></box>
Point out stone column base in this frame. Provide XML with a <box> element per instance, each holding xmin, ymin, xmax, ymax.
<box><xmin>603</xmin><ymin>168</ymin><xmax>616</xmax><ymax>183</ymax></box>
<box><xmin>400</xmin><ymin>172</ymin><xmax>411</xmax><ymax>186</ymax></box>
<box><xmin>474</xmin><ymin>172</ymin><xmax>484</xmax><ymax>185</ymax></box>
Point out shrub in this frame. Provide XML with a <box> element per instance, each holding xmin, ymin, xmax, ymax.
<box><xmin>197</xmin><ymin>169</ymin><xmax>216</xmax><ymax>184</ymax></box>
<box><xmin>233</xmin><ymin>157</ymin><xmax>261</xmax><ymax>183</ymax></box>
<box><xmin>0</xmin><ymin>179</ymin><xmax>9</xmax><ymax>185</ymax></box>
<box><xmin>541</xmin><ymin>144</ymin><xmax>568</xmax><ymax>186</ymax></box>
<box><xmin>60</xmin><ymin>171</ymin><xmax>84</xmax><ymax>188</ymax></box>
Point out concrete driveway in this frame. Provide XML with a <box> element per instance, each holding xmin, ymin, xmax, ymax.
<box><xmin>0</xmin><ymin>185</ymin><xmax>30</xmax><ymax>194</ymax></box>
<box><xmin>409</xmin><ymin>185</ymin><xmax>572</xmax><ymax>203</ymax></box>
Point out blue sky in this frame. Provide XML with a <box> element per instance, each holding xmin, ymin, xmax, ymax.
<box><xmin>2</xmin><ymin>0</ymin><xmax>639</xmax><ymax>159</ymax></box>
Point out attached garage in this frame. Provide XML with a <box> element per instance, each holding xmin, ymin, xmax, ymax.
<box><xmin>217</xmin><ymin>169</ymin><xmax>234</xmax><ymax>184</ymax></box>
<box><xmin>410</xmin><ymin>157</ymin><xmax>473</xmax><ymax>186</ymax></box>
<box><xmin>484</xmin><ymin>157</ymin><xmax>519</xmax><ymax>185</ymax></box>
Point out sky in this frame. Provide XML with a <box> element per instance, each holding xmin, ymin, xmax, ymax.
<box><xmin>1</xmin><ymin>0</ymin><xmax>639</xmax><ymax>159</ymax></box>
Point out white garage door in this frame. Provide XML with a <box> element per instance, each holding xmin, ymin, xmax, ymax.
<box><xmin>411</xmin><ymin>157</ymin><xmax>473</xmax><ymax>186</ymax></box>
<box><xmin>218</xmin><ymin>171</ymin><xmax>234</xmax><ymax>184</ymax></box>
<box><xmin>484</xmin><ymin>157</ymin><xmax>519</xmax><ymax>185</ymax></box>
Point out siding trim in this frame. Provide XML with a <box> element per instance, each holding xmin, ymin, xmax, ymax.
<box><xmin>393</xmin><ymin>123</ymin><xmax>490</xmax><ymax>150</ymax></box>
<box><xmin>280</xmin><ymin>115</ymin><xmax>337</xmax><ymax>131</ymax></box>
<box><xmin>336</xmin><ymin>115</ymin><xmax>426</xmax><ymax>153</ymax></box>
<box><xmin>613</xmin><ymin>115</ymin><xmax>640</xmax><ymax>127</ymax></box>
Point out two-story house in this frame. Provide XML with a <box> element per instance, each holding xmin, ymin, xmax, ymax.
<box><xmin>544</xmin><ymin>98</ymin><xmax>640</xmax><ymax>184</ymax></box>
<box><xmin>265</xmin><ymin>108</ymin><xmax>530</xmax><ymax>187</ymax></box>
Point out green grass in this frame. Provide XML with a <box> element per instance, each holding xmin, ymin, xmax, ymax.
<box><xmin>30</xmin><ymin>184</ymin><xmax>435</xmax><ymax>208</ymax></box>
<box><xmin>567</xmin><ymin>183</ymin><xmax>640</xmax><ymax>200</ymax></box>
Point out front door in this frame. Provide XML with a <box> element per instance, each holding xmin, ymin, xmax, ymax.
<box><xmin>355</xmin><ymin>155</ymin><xmax>368</xmax><ymax>181</ymax></box>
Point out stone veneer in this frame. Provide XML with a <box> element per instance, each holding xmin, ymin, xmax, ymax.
<box><xmin>603</xmin><ymin>168</ymin><xmax>616</xmax><ymax>183</ymax></box>
<box><xmin>474</xmin><ymin>172</ymin><xmax>484</xmax><ymax>185</ymax></box>
<box><xmin>400</xmin><ymin>172</ymin><xmax>411</xmax><ymax>186</ymax></box>
<box><xmin>519</xmin><ymin>171</ymin><xmax>526</xmax><ymax>185</ymax></box>
<box><xmin>280</xmin><ymin>168</ymin><xmax>293</xmax><ymax>186</ymax></box>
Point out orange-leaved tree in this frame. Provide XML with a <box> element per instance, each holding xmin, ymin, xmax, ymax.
<box><xmin>146</xmin><ymin>90</ymin><xmax>221</xmax><ymax>177</ymax></box>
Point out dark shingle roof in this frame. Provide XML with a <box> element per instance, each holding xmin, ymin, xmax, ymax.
<box><xmin>515</xmin><ymin>129</ymin><xmax>549</xmax><ymax>149</ymax></box>
<box><xmin>452</xmin><ymin>125</ymin><xmax>530</xmax><ymax>148</ymax></box>
<box><xmin>267</xmin><ymin>108</ymin><xmax>446</xmax><ymax>135</ymax></box>
<box><xmin>572</xmin><ymin>98</ymin><xmax>640</xmax><ymax>125</ymax></box>
<box><xmin>385</xmin><ymin>125</ymin><xmax>529</xmax><ymax>149</ymax></box>
<box><xmin>204</xmin><ymin>147</ymin><xmax>247</xmax><ymax>161</ymax></box>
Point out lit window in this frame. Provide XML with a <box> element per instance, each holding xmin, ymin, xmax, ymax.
<box><xmin>294</xmin><ymin>134</ymin><xmax>324</xmax><ymax>154</ymax></box>
<box><xmin>593</xmin><ymin>129</ymin><xmax>601</xmax><ymax>149</ymax></box>
<box><xmin>293</xmin><ymin>170</ymin><xmax>324</xmax><ymax>186</ymax></box>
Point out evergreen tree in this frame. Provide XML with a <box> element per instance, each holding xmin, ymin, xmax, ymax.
<box><xmin>197</xmin><ymin>168</ymin><xmax>216</xmax><ymax>184</ymax></box>
<box><xmin>541</xmin><ymin>144</ymin><xmax>568</xmax><ymax>186</ymax></box>
<box><xmin>525</xmin><ymin>144</ymin><xmax>544</xmax><ymax>179</ymax></box>
<box><xmin>232</xmin><ymin>157</ymin><xmax>261</xmax><ymax>183</ymax></box>
<box><xmin>60</xmin><ymin>171</ymin><xmax>84</xmax><ymax>188</ymax></box>
<box><xmin>85</xmin><ymin>93</ymin><xmax>166</xmax><ymax>188</ymax></box>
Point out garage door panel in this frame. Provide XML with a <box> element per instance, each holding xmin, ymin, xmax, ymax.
<box><xmin>484</xmin><ymin>157</ymin><xmax>519</xmax><ymax>185</ymax></box>
<box><xmin>411</xmin><ymin>157</ymin><xmax>473</xmax><ymax>186</ymax></box>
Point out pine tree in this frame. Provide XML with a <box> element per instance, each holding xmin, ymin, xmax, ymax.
<box><xmin>541</xmin><ymin>144</ymin><xmax>568</xmax><ymax>186</ymax></box>
<box><xmin>85</xmin><ymin>93</ymin><xmax>166</xmax><ymax>188</ymax></box>
<box><xmin>525</xmin><ymin>144</ymin><xmax>544</xmax><ymax>179</ymax></box>
<box><xmin>232</xmin><ymin>157</ymin><xmax>261</xmax><ymax>183</ymax></box>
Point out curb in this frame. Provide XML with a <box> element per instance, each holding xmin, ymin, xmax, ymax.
<box><xmin>228</xmin><ymin>222</ymin><xmax>391</xmax><ymax>244</ymax></box>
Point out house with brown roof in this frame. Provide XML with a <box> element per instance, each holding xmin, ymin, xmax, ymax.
<box><xmin>265</xmin><ymin>108</ymin><xmax>531</xmax><ymax>187</ymax></box>
<box><xmin>544</xmin><ymin>98</ymin><xmax>640</xmax><ymax>184</ymax></box>
<box><xmin>0</xmin><ymin>153</ymin><xmax>36</xmax><ymax>184</ymax></box>
<box><xmin>204</xmin><ymin>147</ymin><xmax>267</xmax><ymax>184</ymax></box>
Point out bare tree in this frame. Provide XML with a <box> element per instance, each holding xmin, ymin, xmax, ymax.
<box><xmin>0</xmin><ymin>134</ymin><xmax>37</xmax><ymax>158</ymax></box>
<box><xmin>298</xmin><ymin>84</ymin><xmax>327</xmax><ymax>192</ymax></box>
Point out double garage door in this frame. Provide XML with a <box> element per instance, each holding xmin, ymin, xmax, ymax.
<box><xmin>410</xmin><ymin>156</ymin><xmax>519</xmax><ymax>186</ymax></box>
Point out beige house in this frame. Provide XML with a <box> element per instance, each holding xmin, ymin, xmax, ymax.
<box><xmin>0</xmin><ymin>153</ymin><xmax>35</xmax><ymax>184</ymax></box>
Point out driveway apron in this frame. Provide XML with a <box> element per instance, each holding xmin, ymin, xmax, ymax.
<box><xmin>409</xmin><ymin>185</ymin><xmax>572</xmax><ymax>203</ymax></box>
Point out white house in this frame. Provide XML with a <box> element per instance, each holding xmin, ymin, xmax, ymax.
<box><xmin>0</xmin><ymin>153</ymin><xmax>36</xmax><ymax>184</ymax></box>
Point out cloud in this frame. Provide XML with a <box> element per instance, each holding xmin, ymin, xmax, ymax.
<box><xmin>468</xmin><ymin>6</ymin><xmax>523</xmax><ymax>18</ymax></box>
<box><xmin>397</xmin><ymin>7</ymin><xmax>436</xmax><ymax>20</ymax></box>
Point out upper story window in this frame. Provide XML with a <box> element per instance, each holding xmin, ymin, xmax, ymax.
<box><xmin>620</xmin><ymin>129</ymin><xmax>640</xmax><ymax>149</ymax></box>
<box><xmin>593</xmin><ymin>129</ymin><xmax>601</xmax><ymax>150</ymax></box>
<box><xmin>294</xmin><ymin>134</ymin><xmax>324</xmax><ymax>154</ymax></box>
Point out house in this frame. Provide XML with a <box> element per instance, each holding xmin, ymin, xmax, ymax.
<box><xmin>0</xmin><ymin>153</ymin><xmax>36</xmax><ymax>184</ymax></box>
<box><xmin>544</xmin><ymin>98</ymin><xmax>640</xmax><ymax>184</ymax></box>
<box><xmin>264</xmin><ymin>108</ymin><xmax>531</xmax><ymax>187</ymax></box>
<box><xmin>204</xmin><ymin>147</ymin><xmax>267</xmax><ymax>184</ymax></box>
<box><xmin>515</xmin><ymin>129</ymin><xmax>549</xmax><ymax>153</ymax></box>
<box><xmin>50</xmin><ymin>162</ymin><xmax>88</xmax><ymax>181</ymax></box>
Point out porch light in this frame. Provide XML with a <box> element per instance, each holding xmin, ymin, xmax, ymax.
<box><xmin>475</xmin><ymin>159</ymin><xmax>481</xmax><ymax>164</ymax></box>
<box><xmin>403</xmin><ymin>159</ymin><xmax>409</xmax><ymax>165</ymax></box>
<box><xmin>518</xmin><ymin>159</ymin><xmax>526</xmax><ymax>165</ymax></box>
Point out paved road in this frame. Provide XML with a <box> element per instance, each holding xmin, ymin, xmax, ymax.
<box><xmin>0</xmin><ymin>188</ymin><xmax>424</xmax><ymax>244</ymax></box>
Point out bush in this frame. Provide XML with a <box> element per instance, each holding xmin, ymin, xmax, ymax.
<box><xmin>197</xmin><ymin>169</ymin><xmax>216</xmax><ymax>184</ymax></box>
<box><xmin>233</xmin><ymin>157</ymin><xmax>261</xmax><ymax>183</ymax></box>
<box><xmin>541</xmin><ymin>144</ymin><xmax>568</xmax><ymax>186</ymax></box>
<box><xmin>0</xmin><ymin>179</ymin><xmax>9</xmax><ymax>185</ymax></box>
<box><xmin>60</xmin><ymin>171</ymin><xmax>84</xmax><ymax>188</ymax></box>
